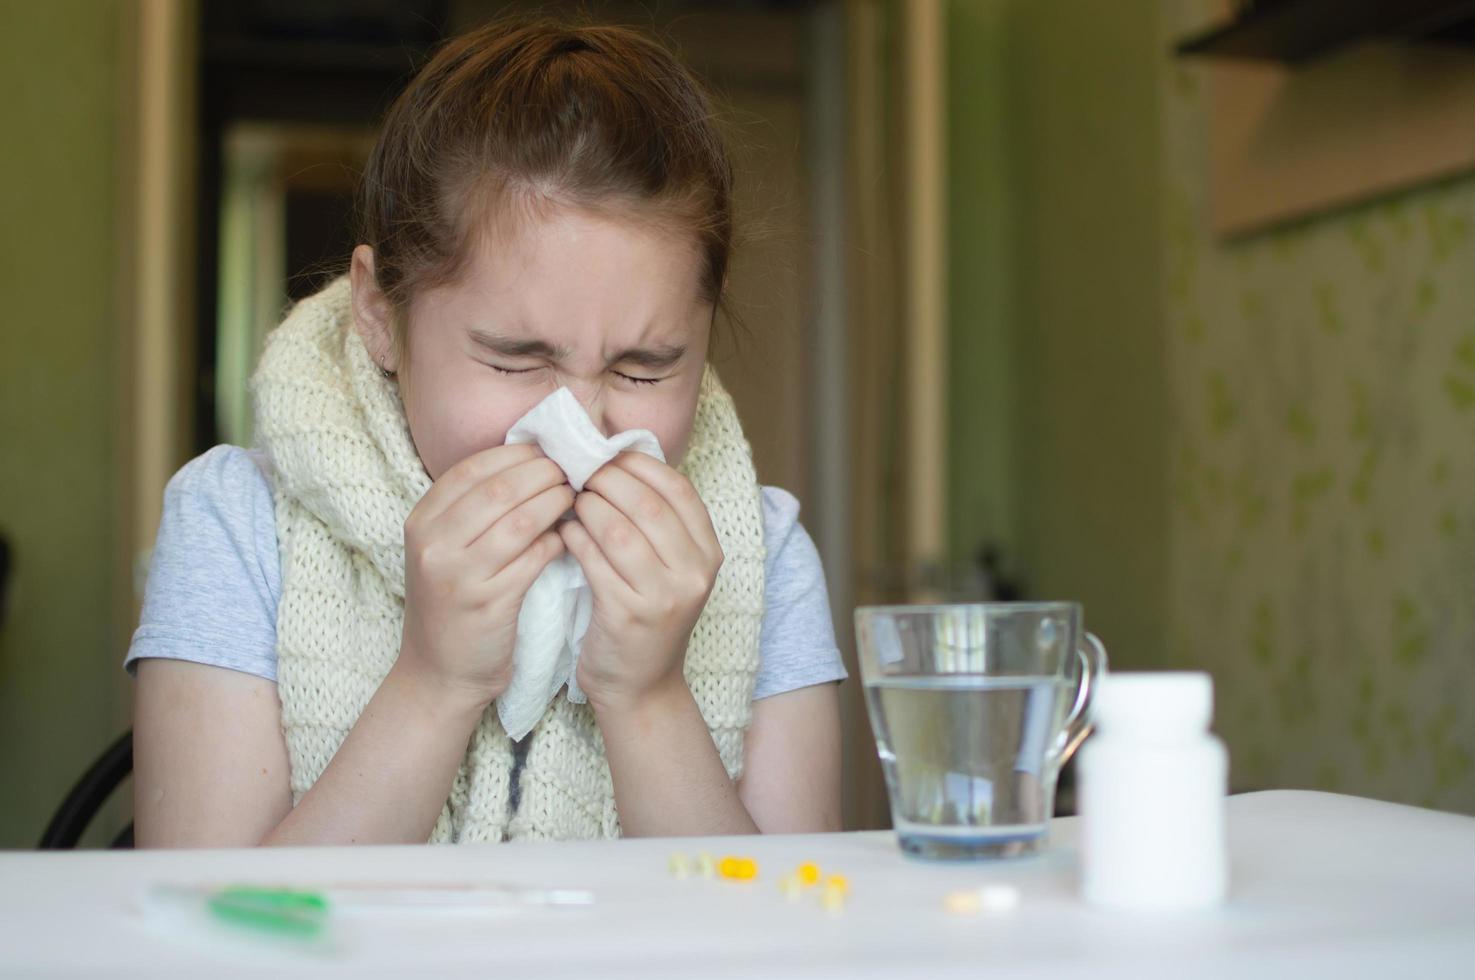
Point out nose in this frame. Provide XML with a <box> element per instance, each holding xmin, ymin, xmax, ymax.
<box><xmin>568</xmin><ymin>381</ymin><xmax>609</xmax><ymax>437</ymax></box>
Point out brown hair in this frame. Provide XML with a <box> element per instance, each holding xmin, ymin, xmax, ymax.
<box><xmin>357</xmin><ymin>16</ymin><xmax>735</xmax><ymax>354</ymax></box>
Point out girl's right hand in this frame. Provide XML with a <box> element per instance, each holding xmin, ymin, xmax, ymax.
<box><xmin>396</xmin><ymin>443</ymin><xmax>574</xmax><ymax>709</ymax></box>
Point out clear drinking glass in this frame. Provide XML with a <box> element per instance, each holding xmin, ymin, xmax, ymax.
<box><xmin>856</xmin><ymin>602</ymin><xmax>1107</xmax><ymax>860</ymax></box>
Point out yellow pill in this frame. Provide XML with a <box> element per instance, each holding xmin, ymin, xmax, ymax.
<box><xmin>796</xmin><ymin>862</ymin><xmax>821</xmax><ymax>886</ymax></box>
<box><xmin>943</xmin><ymin>889</ymin><xmax>982</xmax><ymax>915</ymax></box>
<box><xmin>943</xmin><ymin>885</ymin><xmax>1021</xmax><ymax>916</ymax></box>
<box><xmin>825</xmin><ymin>874</ymin><xmax>850</xmax><ymax>894</ymax></box>
<box><xmin>718</xmin><ymin>856</ymin><xmax>758</xmax><ymax>880</ymax></box>
<box><xmin>668</xmin><ymin>853</ymin><xmax>692</xmax><ymax>879</ymax></box>
<box><xmin>820</xmin><ymin>885</ymin><xmax>847</xmax><ymax>914</ymax></box>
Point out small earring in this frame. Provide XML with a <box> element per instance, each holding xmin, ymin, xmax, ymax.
<box><xmin>378</xmin><ymin>357</ymin><xmax>395</xmax><ymax>380</ymax></box>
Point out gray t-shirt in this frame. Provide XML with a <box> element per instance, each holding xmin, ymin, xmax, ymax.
<box><xmin>125</xmin><ymin>445</ymin><xmax>847</xmax><ymax>701</ymax></box>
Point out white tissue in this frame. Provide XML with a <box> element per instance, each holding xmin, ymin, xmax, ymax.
<box><xmin>496</xmin><ymin>388</ymin><xmax>664</xmax><ymax>740</ymax></box>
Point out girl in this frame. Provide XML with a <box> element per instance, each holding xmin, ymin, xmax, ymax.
<box><xmin>126</xmin><ymin>18</ymin><xmax>845</xmax><ymax>846</ymax></box>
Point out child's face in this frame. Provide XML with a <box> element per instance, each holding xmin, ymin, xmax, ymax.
<box><xmin>353</xmin><ymin>205</ymin><xmax>713</xmax><ymax>481</ymax></box>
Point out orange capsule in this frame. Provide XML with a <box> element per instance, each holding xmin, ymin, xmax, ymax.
<box><xmin>717</xmin><ymin>856</ymin><xmax>758</xmax><ymax>880</ymax></box>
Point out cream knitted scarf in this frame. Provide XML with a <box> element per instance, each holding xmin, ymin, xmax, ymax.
<box><xmin>250</xmin><ymin>277</ymin><xmax>765</xmax><ymax>842</ymax></box>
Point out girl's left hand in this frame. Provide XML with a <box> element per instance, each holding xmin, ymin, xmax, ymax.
<box><xmin>559</xmin><ymin>452</ymin><xmax>724</xmax><ymax>713</ymax></box>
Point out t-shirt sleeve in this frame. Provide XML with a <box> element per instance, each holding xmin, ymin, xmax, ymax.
<box><xmin>752</xmin><ymin>487</ymin><xmax>848</xmax><ymax>700</ymax></box>
<box><xmin>123</xmin><ymin>445</ymin><xmax>281</xmax><ymax>682</ymax></box>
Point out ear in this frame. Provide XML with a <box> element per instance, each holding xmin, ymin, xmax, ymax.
<box><xmin>349</xmin><ymin>244</ymin><xmax>400</xmax><ymax>374</ymax></box>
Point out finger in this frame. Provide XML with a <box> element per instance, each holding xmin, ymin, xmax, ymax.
<box><xmin>609</xmin><ymin>453</ymin><xmax>720</xmax><ymax>562</ymax></box>
<box><xmin>466</xmin><ymin>482</ymin><xmax>576</xmax><ymax>578</ymax></box>
<box><xmin>413</xmin><ymin>443</ymin><xmax>543</xmax><ymax>524</ymax></box>
<box><xmin>435</xmin><ymin>456</ymin><xmax>568</xmax><ymax>548</ymax></box>
<box><xmin>558</xmin><ymin>518</ymin><xmax>640</xmax><ymax>606</ymax></box>
<box><xmin>482</xmin><ymin>529</ymin><xmax>565</xmax><ymax>604</ymax></box>
<box><xmin>583</xmin><ymin>460</ymin><xmax>701</xmax><ymax>573</ymax></box>
<box><xmin>573</xmin><ymin>490</ymin><xmax>661</xmax><ymax>596</ymax></box>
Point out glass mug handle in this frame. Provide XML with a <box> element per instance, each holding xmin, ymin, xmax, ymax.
<box><xmin>1058</xmin><ymin>631</ymin><xmax>1109</xmax><ymax>762</ymax></box>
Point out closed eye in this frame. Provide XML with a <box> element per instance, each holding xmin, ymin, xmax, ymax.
<box><xmin>487</xmin><ymin>363</ymin><xmax>662</xmax><ymax>386</ymax></box>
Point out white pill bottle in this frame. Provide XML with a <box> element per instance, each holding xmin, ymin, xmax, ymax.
<box><xmin>1078</xmin><ymin>672</ymin><xmax>1229</xmax><ymax>910</ymax></box>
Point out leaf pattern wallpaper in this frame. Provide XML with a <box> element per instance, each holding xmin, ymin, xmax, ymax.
<box><xmin>1161</xmin><ymin>2</ymin><xmax>1474</xmax><ymax>812</ymax></box>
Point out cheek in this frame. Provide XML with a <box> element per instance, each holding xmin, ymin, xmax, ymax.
<box><xmin>402</xmin><ymin>378</ymin><xmax>543</xmax><ymax>481</ymax></box>
<box><xmin>612</xmin><ymin>384</ymin><xmax>701</xmax><ymax>464</ymax></box>
<box><xmin>653</xmin><ymin>412</ymin><xmax>696</xmax><ymax>464</ymax></box>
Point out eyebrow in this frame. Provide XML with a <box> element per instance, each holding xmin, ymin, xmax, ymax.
<box><xmin>469</xmin><ymin>329</ymin><xmax>686</xmax><ymax>370</ymax></box>
<box><xmin>468</xmin><ymin>329</ymin><xmax>569</xmax><ymax>361</ymax></box>
<box><xmin>607</xmin><ymin>343</ymin><xmax>687</xmax><ymax>370</ymax></box>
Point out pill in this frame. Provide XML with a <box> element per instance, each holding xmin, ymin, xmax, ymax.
<box><xmin>943</xmin><ymin>884</ymin><xmax>1021</xmax><ymax>916</ymax></box>
<box><xmin>718</xmin><ymin>856</ymin><xmax>758</xmax><ymax>880</ymax></box>
<box><xmin>696</xmin><ymin>853</ymin><xmax>718</xmax><ymax>878</ymax></box>
<box><xmin>796</xmin><ymin>862</ymin><xmax>821</xmax><ymax>886</ymax></box>
<box><xmin>778</xmin><ymin>874</ymin><xmax>805</xmax><ymax>900</ymax></box>
<box><xmin>944</xmin><ymin>889</ymin><xmax>983</xmax><ymax>915</ymax></box>
<box><xmin>819</xmin><ymin>884</ymin><xmax>847</xmax><ymax>914</ymax></box>
<box><xmin>824</xmin><ymin>874</ymin><xmax>849</xmax><ymax>895</ymax></box>
<box><xmin>668</xmin><ymin>853</ymin><xmax>692</xmax><ymax>879</ymax></box>
<box><xmin>977</xmin><ymin>885</ymin><xmax>1021</xmax><ymax>913</ymax></box>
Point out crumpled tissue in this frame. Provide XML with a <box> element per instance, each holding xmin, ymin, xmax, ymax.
<box><xmin>495</xmin><ymin>387</ymin><xmax>664</xmax><ymax>740</ymax></box>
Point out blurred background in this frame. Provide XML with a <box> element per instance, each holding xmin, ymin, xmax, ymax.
<box><xmin>2</xmin><ymin>0</ymin><xmax>1473</xmax><ymax>847</ymax></box>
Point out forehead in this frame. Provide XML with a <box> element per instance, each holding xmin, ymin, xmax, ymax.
<box><xmin>433</xmin><ymin>202</ymin><xmax>710</xmax><ymax>343</ymax></box>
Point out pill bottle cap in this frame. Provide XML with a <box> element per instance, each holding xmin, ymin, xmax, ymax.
<box><xmin>1092</xmin><ymin>671</ymin><xmax>1214</xmax><ymax>737</ymax></box>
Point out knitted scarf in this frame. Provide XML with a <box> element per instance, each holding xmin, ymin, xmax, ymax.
<box><xmin>250</xmin><ymin>277</ymin><xmax>765</xmax><ymax>842</ymax></box>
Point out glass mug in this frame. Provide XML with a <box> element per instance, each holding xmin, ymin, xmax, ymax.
<box><xmin>855</xmin><ymin>602</ymin><xmax>1107</xmax><ymax>860</ymax></box>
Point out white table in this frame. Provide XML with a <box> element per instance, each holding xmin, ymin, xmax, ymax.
<box><xmin>2</xmin><ymin>791</ymin><xmax>1472</xmax><ymax>978</ymax></box>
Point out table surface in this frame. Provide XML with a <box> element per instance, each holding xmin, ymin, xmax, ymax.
<box><xmin>2</xmin><ymin>791</ymin><xmax>1473</xmax><ymax>979</ymax></box>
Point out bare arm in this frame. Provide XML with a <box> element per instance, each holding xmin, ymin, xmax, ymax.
<box><xmin>133</xmin><ymin>659</ymin><xmax>291</xmax><ymax>847</ymax></box>
<box><xmin>134</xmin><ymin>444</ymin><xmax>572</xmax><ymax>848</ymax></box>
<box><xmin>565</xmin><ymin>453</ymin><xmax>843</xmax><ymax>837</ymax></box>
<box><xmin>593</xmin><ymin>678</ymin><xmax>842</xmax><ymax>837</ymax></box>
<box><xmin>136</xmin><ymin>662</ymin><xmax>842</xmax><ymax>846</ymax></box>
<box><xmin>133</xmin><ymin>658</ymin><xmax>489</xmax><ymax>847</ymax></box>
<box><xmin>736</xmin><ymin>681</ymin><xmax>842</xmax><ymax>833</ymax></box>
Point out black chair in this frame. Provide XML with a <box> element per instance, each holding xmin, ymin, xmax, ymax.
<box><xmin>0</xmin><ymin>532</ymin><xmax>12</xmax><ymax>631</ymax></box>
<box><xmin>12</xmin><ymin>528</ymin><xmax>134</xmax><ymax>849</ymax></box>
<box><xmin>39</xmin><ymin>730</ymin><xmax>134</xmax><ymax>849</ymax></box>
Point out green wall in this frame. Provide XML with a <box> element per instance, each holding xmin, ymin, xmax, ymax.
<box><xmin>0</xmin><ymin>1</ymin><xmax>127</xmax><ymax>847</ymax></box>
<box><xmin>1162</xmin><ymin>1</ymin><xmax>1475</xmax><ymax>811</ymax></box>
<box><xmin>949</xmin><ymin>0</ymin><xmax>1474</xmax><ymax>812</ymax></box>
<box><xmin>948</xmin><ymin>0</ymin><xmax>1168</xmax><ymax>668</ymax></box>
<box><xmin>946</xmin><ymin>0</ymin><xmax>1015</xmax><ymax>590</ymax></box>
